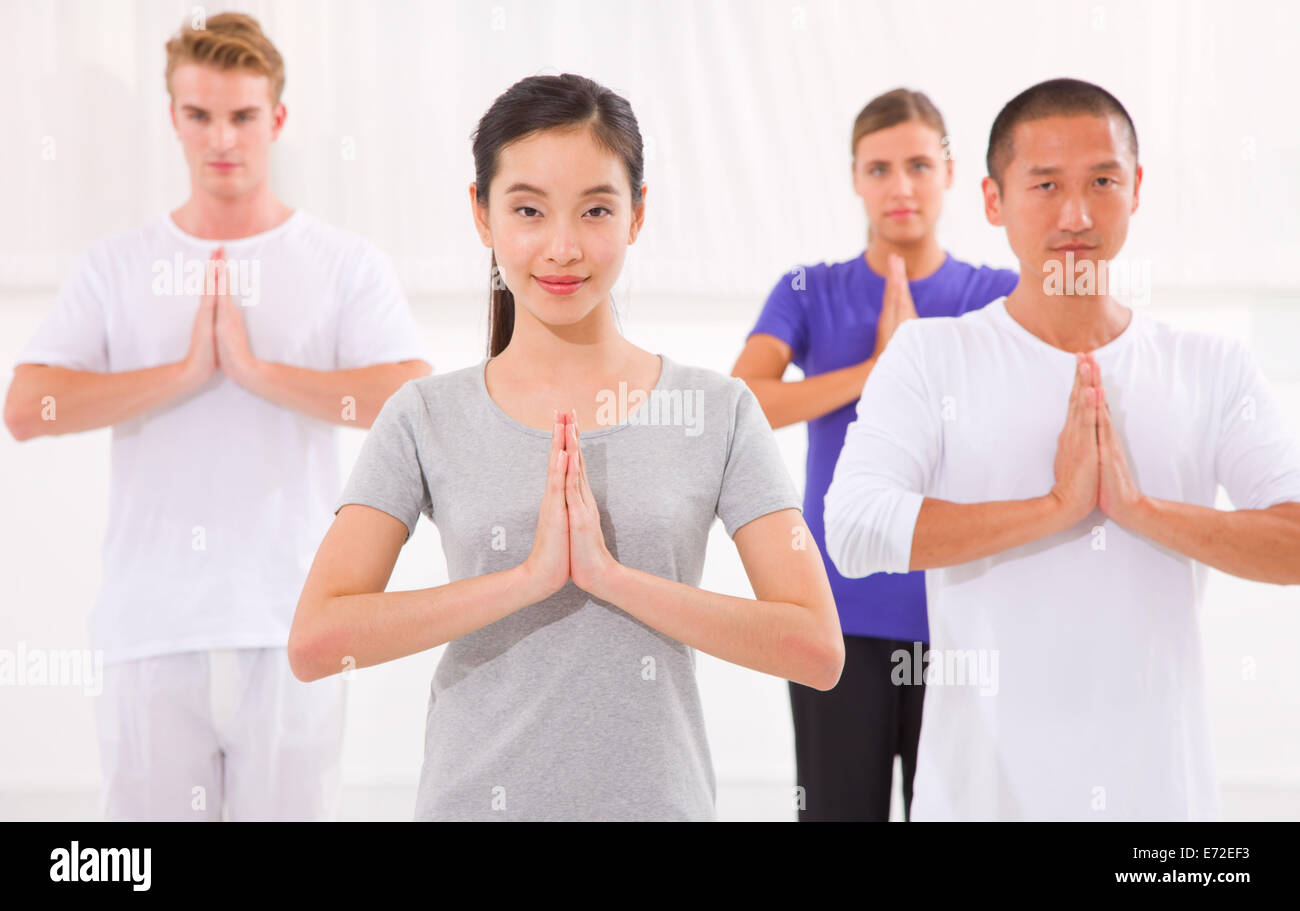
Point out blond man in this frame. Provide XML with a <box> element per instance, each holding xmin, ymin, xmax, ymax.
<box><xmin>4</xmin><ymin>13</ymin><xmax>431</xmax><ymax>820</ymax></box>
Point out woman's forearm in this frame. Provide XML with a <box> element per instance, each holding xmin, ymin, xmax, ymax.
<box><xmin>290</xmin><ymin>562</ymin><xmax>549</xmax><ymax>681</ymax></box>
<box><xmin>585</xmin><ymin>563</ymin><xmax>840</xmax><ymax>690</ymax></box>
<box><xmin>738</xmin><ymin>358</ymin><xmax>874</xmax><ymax>429</ymax></box>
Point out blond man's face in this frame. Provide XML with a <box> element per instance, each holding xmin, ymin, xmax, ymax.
<box><xmin>169</xmin><ymin>64</ymin><xmax>285</xmax><ymax>199</ymax></box>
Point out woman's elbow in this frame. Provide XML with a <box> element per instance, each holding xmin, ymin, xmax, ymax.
<box><xmin>287</xmin><ymin>602</ymin><xmax>333</xmax><ymax>683</ymax></box>
<box><xmin>788</xmin><ymin>609</ymin><xmax>845</xmax><ymax>692</ymax></box>
<box><xmin>813</xmin><ymin>627</ymin><xmax>846</xmax><ymax>691</ymax></box>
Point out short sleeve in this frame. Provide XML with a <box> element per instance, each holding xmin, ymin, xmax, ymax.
<box><xmin>15</xmin><ymin>249</ymin><xmax>110</xmax><ymax>372</ymax></box>
<box><xmin>715</xmin><ymin>378</ymin><xmax>803</xmax><ymax>537</ymax></box>
<box><xmin>1213</xmin><ymin>338</ymin><xmax>1300</xmax><ymax>509</ymax></box>
<box><xmin>746</xmin><ymin>267</ymin><xmax>811</xmax><ymax>369</ymax></box>
<box><xmin>334</xmin><ymin>240</ymin><xmax>431</xmax><ymax>369</ymax></box>
<box><xmin>823</xmin><ymin>319</ymin><xmax>939</xmax><ymax>577</ymax></box>
<box><xmin>335</xmin><ymin>381</ymin><xmax>434</xmax><ymax>542</ymax></box>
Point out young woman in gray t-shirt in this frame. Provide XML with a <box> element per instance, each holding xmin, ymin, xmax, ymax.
<box><xmin>289</xmin><ymin>74</ymin><xmax>843</xmax><ymax>821</ymax></box>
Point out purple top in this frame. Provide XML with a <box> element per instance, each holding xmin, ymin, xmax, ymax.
<box><xmin>747</xmin><ymin>250</ymin><xmax>1019</xmax><ymax>642</ymax></box>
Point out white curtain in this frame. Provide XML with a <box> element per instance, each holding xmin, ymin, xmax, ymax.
<box><xmin>2</xmin><ymin>0</ymin><xmax>1297</xmax><ymax>296</ymax></box>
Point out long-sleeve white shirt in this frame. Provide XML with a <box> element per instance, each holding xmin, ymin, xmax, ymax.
<box><xmin>824</xmin><ymin>296</ymin><xmax>1300</xmax><ymax>820</ymax></box>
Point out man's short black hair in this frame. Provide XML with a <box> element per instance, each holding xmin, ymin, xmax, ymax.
<box><xmin>986</xmin><ymin>78</ymin><xmax>1138</xmax><ymax>190</ymax></box>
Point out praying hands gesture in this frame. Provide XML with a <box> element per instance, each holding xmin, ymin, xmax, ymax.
<box><xmin>521</xmin><ymin>409</ymin><xmax>620</xmax><ymax>601</ymax></box>
<box><xmin>872</xmin><ymin>253</ymin><xmax>920</xmax><ymax>358</ymax></box>
<box><xmin>1048</xmin><ymin>351</ymin><xmax>1144</xmax><ymax>528</ymax></box>
<box><xmin>182</xmin><ymin>244</ymin><xmax>259</xmax><ymax>390</ymax></box>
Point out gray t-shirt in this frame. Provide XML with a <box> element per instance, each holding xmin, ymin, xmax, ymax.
<box><xmin>334</xmin><ymin>353</ymin><xmax>802</xmax><ymax>820</ymax></box>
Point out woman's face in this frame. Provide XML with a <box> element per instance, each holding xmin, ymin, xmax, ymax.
<box><xmin>472</xmin><ymin>126</ymin><xmax>645</xmax><ymax>333</ymax></box>
<box><xmin>851</xmin><ymin>120</ymin><xmax>953</xmax><ymax>246</ymax></box>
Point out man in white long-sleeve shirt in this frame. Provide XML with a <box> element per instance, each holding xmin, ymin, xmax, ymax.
<box><xmin>823</xmin><ymin>77</ymin><xmax>1300</xmax><ymax>821</ymax></box>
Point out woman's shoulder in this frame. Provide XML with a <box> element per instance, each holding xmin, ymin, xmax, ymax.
<box><xmin>764</xmin><ymin>252</ymin><xmax>865</xmax><ymax>300</ymax></box>
<box><xmin>389</xmin><ymin>360</ymin><xmax>486</xmax><ymax>413</ymax></box>
<box><xmin>657</xmin><ymin>355</ymin><xmax>755</xmax><ymax>414</ymax></box>
<box><xmin>944</xmin><ymin>254</ymin><xmax>1020</xmax><ymax>294</ymax></box>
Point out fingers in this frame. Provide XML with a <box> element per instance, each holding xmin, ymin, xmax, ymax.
<box><xmin>547</xmin><ymin>410</ymin><xmax>567</xmax><ymax>500</ymax></box>
<box><xmin>204</xmin><ymin>246</ymin><xmax>224</xmax><ymax>305</ymax></box>
<box><xmin>565</xmin><ymin>413</ymin><xmax>585</xmax><ymax>509</ymax></box>
<box><xmin>1082</xmin><ymin>382</ymin><xmax>1097</xmax><ymax>441</ymax></box>
<box><xmin>1069</xmin><ymin>353</ymin><xmax>1084</xmax><ymax>411</ymax></box>
<box><xmin>888</xmin><ymin>252</ymin><xmax>906</xmax><ymax>285</ymax></box>
<box><xmin>1068</xmin><ymin>353</ymin><xmax>1091</xmax><ymax>427</ymax></box>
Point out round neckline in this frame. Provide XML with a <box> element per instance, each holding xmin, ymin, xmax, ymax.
<box><xmin>478</xmin><ymin>353</ymin><xmax>670</xmax><ymax>439</ymax></box>
<box><xmin>990</xmin><ymin>295</ymin><xmax>1143</xmax><ymax>358</ymax></box>
<box><xmin>163</xmin><ymin>208</ymin><xmax>302</xmax><ymax>246</ymax></box>
<box><xmin>860</xmin><ymin>249</ymin><xmax>952</xmax><ymax>286</ymax></box>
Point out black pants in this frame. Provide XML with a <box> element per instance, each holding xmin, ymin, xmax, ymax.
<box><xmin>789</xmin><ymin>634</ymin><xmax>927</xmax><ymax>821</ymax></box>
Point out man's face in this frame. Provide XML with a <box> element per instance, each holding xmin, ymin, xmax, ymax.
<box><xmin>851</xmin><ymin>120</ymin><xmax>953</xmax><ymax>248</ymax></box>
<box><xmin>470</xmin><ymin>126</ymin><xmax>645</xmax><ymax>332</ymax></box>
<box><xmin>169</xmin><ymin>64</ymin><xmax>285</xmax><ymax>199</ymax></box>
<box><xmin>983</xmin><ymin>113</ymin><xmax>1142</xmax><ymax>287</ymax></box>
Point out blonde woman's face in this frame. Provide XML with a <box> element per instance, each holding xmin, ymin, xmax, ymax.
<box><xmin>471</xmin><ymin>126</ymin><xmax>645</xmax><ymax>333</ymax></box>
<box><xmin>169</xmin><ymin>64</ymin><xmax>285</xmax><ymax>200</ymax></box>
<box><xmin>851</xmin><ymin>120</ymin><xmax>953</xmax><ymax>245</ymax></box>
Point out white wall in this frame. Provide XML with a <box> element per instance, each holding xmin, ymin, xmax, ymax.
<box><xmin>1</xmin><ymin>0</ymin><xmax>1299</xmax><ymax>819</ymax></box>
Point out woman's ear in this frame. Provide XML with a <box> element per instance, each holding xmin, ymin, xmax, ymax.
<box><xmin>469</xmin><ymin>183</ymin><xmax>492</xmax><ymax>247</ymax></box>
<box><xmin>628</xmin><ymin>183</ymin><xmax>647</xmax><ymax>243</ymax></box>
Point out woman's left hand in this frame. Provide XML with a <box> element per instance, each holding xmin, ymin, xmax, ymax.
<box><xmin>563</xmin><ymin>410</ymin><xmax>620</xmax><ymax>598</ymax></box>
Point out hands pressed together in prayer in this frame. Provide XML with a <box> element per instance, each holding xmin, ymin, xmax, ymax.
<box><xmin>522</xmin><ymin>409</ymin><xmax>619</xmax><ymax>601</ymax></box>
<box><xmin>1049</xmin><ymin>351</ymin><xmax>1144</xmax><ymax>528</ymax></box>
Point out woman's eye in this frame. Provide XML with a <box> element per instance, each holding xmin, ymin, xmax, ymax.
<box><xmin>1036</xmin><ymin>182</ymin><xmax>1055</xmax><ymax>191</ymax></box>
<box><xmin>586</xmin><ymin>207</ymin><xmax>612</xmax><ymax>217</ymax></box>
<box><xmin>1096</xmin><ymin>177</ymin><xmax>1114</xmax><ymax>187</ymax></box>
<box><xmin>515</xmin><ymin>206</ymin><xmax>541</xmax><ymax>217</ymax></box>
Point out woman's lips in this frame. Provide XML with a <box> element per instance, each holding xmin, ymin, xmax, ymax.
<box><xmin>886</xmin><ymin>209</ymin><xmax>917</xmax><ymax>219</ymax></box>
<box><xmin>535</xmin><ymin>276</ymin><xmax>586</xmax><ymax>295</ymax></box>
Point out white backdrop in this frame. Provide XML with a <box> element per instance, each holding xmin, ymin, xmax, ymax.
<box><xmin>2</xmin><ymin>0</ymin><xmax>1299</xmax><ymax>820</ymax></box>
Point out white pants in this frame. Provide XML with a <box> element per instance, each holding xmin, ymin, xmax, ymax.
<box><xmin>93</xmin><ymin>647</ymin><xmax>346</xmax><ymax>821</ymax></box>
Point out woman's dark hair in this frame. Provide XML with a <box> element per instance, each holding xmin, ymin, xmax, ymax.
<box><xmin>471</xmin><ymin>73</ymin><xmax>645</xmax><ymax>357</ymax></box>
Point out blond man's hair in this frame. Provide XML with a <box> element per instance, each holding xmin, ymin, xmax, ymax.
<box><xmin>164</xmin><ymin>12</ymin><xmax>285</xmax><ymax>106</ymax></box>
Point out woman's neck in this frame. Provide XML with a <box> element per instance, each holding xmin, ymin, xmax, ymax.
<box><xmin>491</xmin><ymin>299</ymin><xmax>632</xmax><ymax>383</ymax></box>
<box><xmin>864</xmin><ymin>233</ymin><xmax>947</xmax><ymax>280</ymax></box>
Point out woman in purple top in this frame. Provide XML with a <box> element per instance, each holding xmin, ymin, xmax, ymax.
<box><xmin>732</xmin><ymin>88</ymin><xmax>1018</xmax><ymax>821</ymax></box>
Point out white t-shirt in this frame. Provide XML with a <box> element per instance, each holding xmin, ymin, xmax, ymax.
<box><xmin>824</xmin><ymin>296</ymin><xmax>1300</xmax><ymax>820</ymax></box>
<box><xmin>16</xmin><ymin>210</ymin><xmax>430</xmax><ymax>666</ymax></box>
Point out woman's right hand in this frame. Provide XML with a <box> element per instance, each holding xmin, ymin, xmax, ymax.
<box><xmin>520</xmin><ymin>410</ymin><xmax>571</xmax><ymax>600</ymax></box>
<box><xmin>872</xmin><ymin>253</ymin><xmax>919</xmax><ymax>358</ymax></box>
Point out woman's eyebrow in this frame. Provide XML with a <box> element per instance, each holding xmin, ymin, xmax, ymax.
<box><xmin>504</xmin><ymin>182</ymin><xmax>619</xmax><ymax>197</ymax></box>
